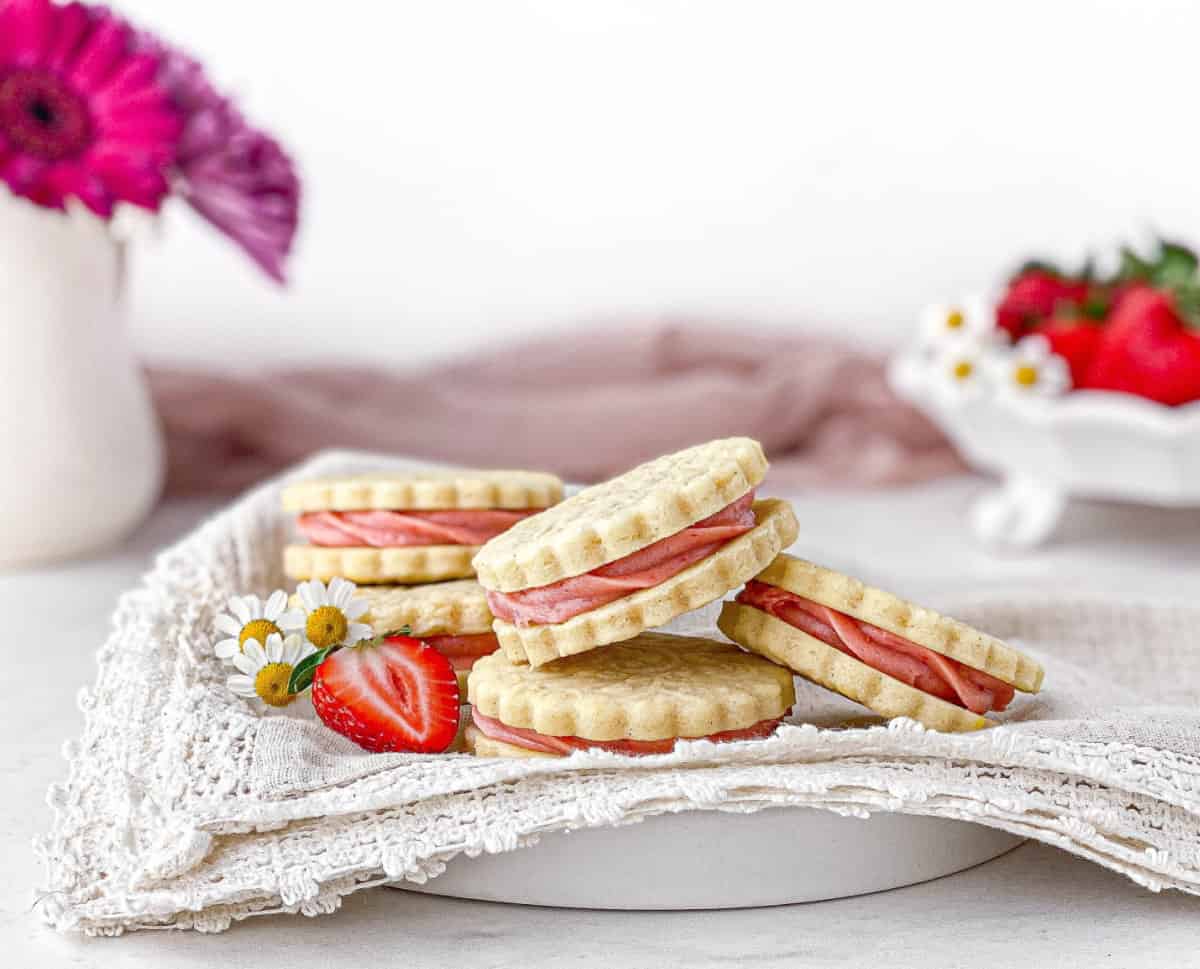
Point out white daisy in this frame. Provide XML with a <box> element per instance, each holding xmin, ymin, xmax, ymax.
<box><xmin>294</xmin><ymin>577</ymin><xmax>372</xmax><ymax>649</ymax></box>
<box><xmin>227</xmin><ymin>632</ymin><xmax>316</xmax><ymax>708</ymax></box>
<box><xmin>918</xmin><ymin>296</ymin><xmax>1000</xmax><ymax>351</ymax></box>
<box><xmin>990</xmin><ymin>334</ymin><xmax>1071</xmax><ymax>399</ymax></box>
<box><xmin>932</xmin><ymin>341</ymin><xmax>991</xmax><ymax>401</ymax></box>
<box><xmin>212</xmin><ymin>590</ymin><xmax>304</xmax><ymax>661</ymax></box>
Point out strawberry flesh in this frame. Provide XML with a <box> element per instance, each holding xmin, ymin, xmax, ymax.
<box><xmin>312</xmin><ymin>635</ymin><xmax>460</xmax><ymax>753</ymax></box>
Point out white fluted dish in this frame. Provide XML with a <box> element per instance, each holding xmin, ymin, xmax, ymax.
<box><xmin>889</xmin><ymin>351</ymin><xmax>1200</xmax><ymax>548</ymax></box>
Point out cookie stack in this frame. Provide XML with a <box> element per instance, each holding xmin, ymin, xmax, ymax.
<box><xmin>465</xmin><ymin>437</ymin><xmax>801</xmax><ymax>757</ymax></box>
<box><xmin>281</xmin><ymin>469</ymin><xmax>564</xmax><ymax>689</ymax></box>
<box><xmin>282</xmin><ymin>442</ymin><xmax>1047</xmax><ymax>754</ymax></box>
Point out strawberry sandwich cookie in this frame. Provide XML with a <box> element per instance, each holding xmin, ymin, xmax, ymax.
<box><xmin>472</xmin><ymin>437</ymin><xmax>799</xmax><ymax>667</ymax></box>
<box><xmin>282</xmin><ymin>469</ymin><xmax>564</xmax><ymax>585</ymax></box>
<box><xmin>465</xmin><ymin>632</ymin><xmax>795</xmax><ymax>758</ymax></box>
<box><xmin>356</xmin><ymin>580</ymin><xmax>498</xmax><ymax>695</ymax></box>
<box><xmin>718</xmin><ymin>554</ymin><xmax>1045</xmax><ymax>732</ymax></box>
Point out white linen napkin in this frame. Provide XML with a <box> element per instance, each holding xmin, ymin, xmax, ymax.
<box><xmin>35</xmin><ymin>451</ymin><xmax>1200</xmax><ymax>934</ymax></box>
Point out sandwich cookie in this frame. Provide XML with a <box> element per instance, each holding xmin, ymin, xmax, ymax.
<box><xmin>465</xmin><ymin>632</ymin><xmax>795</xmax><ymax>758</ymax></box>
<box><xmin>357</xmin><ymin>580</ymin><xmax>497</xmax><ymax>695</ymax></box>
<box><xmin>718</xmin><ymin>554</ymin><xmax>1045</xmax><ymax>732</ymax></box>
<box><xmin>474</xmin><ymin>438</ymin><xmax>798</xmax><ymax>667</ymax></box>
<box><xmin>283</xmin><ymin>469</ymin><xmax>564</xmax><ymax>584</ymax></box>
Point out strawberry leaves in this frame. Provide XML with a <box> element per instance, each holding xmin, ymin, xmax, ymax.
<box><xmin>287</xmin><ymin>646</ymin><xmax>333</xmax><ymax>694</ymax></box>
<box><xmin>1118</xmin><ymin>240</ymin><xmax>1197</xmax><ymax>287</ymax></box>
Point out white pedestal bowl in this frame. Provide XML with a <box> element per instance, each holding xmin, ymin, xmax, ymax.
<box><xmin>889</xmin><ymin>351</ymin><xmax>1200</xmax><ymax>548</ymax></box>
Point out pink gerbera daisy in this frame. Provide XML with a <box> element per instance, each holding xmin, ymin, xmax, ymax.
<box><xmin>0</xmin><ymin>0</ymin><xmax>180</xmax><ymax>215</ymax></box>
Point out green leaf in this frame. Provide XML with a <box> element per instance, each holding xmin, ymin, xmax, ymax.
<box><xmin>1115</xmin><ymin>238</ymin><xmax>1200</xmax><ymax>288</ymax></box>
<box><xmin>1173</xmin><ymin>282</ymin><xmax>1200</xmax><ymax>330</ymax></box>
<box><xmin>288</xmin><ymin>646</ymin><xmax>333</xmax><ymax>694</ymax></box>
<box><xmin>1118</xmin><ymin>245</ymin><xmax>1153</xmax><ymax>282</ymax></box>
<box><xmin>1155</xmin><ymin>240</ymin><xmax>1198</xmax><ymax>286</ymax></box>
<box><xmin>1081</xmin><ymin>293</ymin><xmax>1110</xmax><ymax>320</ymax></box>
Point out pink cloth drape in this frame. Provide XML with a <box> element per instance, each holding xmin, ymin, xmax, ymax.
<box><xmin>148</xmin><ymin>323</ymin><xmax>963</xmax><ymax>495</ymax></box>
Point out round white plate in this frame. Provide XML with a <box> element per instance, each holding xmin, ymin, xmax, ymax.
<box><xmin>394</xmin><ymin>808</ymin><xmax>1023</xmax><ymax>909</ymax></box>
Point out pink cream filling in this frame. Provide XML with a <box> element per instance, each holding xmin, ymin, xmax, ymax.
<box><xmin>736</xmin><ymin>581</ymin><xmax>1015</xmax><ymax>715</ymax></box>
<box><xmin>419</xmin><ymin>633</ymin><xmax>500</xmax><ymax>671</ymax></box>
<box><xmin>471</xmin><ymin>708</ymin><xmax>785</xmax><ymax>757</ymax></box>
<box><xmin>486</xmin><ymin>491</ymin><xmax>758</xmax><ymax>627</ymax></box>
<box><xmin>298</xmin><ymin>508</ymin><xmax>540</xmax><ymax>548</ymax></box>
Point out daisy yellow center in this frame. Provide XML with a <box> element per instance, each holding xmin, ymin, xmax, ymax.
<box><xmin>239</xmin><ymin>619</ymin><xmax>281</xmax><ymax>651</ymax></box>
<box><xmin>946</xmin><ymin>309</ymin><xmax>965</xmax><ymax>329</ymax></box>
<box><xmin>307</xmin><ymin>606</ymin><xmax>348</xmax><ymax>648</ymax></box>
<box><xmin>952</xmin><ymin>360</ymin><xmax>974</xmax><ymax>380</ymax></box>
<box><xmin>254</xmin><ymin>663</ymin><xmax>296</xmax><ymax>707</ymax></box>
<box><xmin>1014</xmin><ymin>364</ymin><xmax>1039</xmax><ymax>387</ymax></box>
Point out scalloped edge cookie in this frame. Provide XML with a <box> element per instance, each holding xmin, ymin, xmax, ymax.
<box><xmin>282</xmin><ymin>469</ymin><xmax>564</xmax><ymax>513</ymax></box>
<box><xmin>283</xmin><ymin>545</ymin><xmax>478</xmax><ymax>584</ymax></box>
<box><xmin>718</xmin><ymin>602</ymin><xmax>990</xmax><ymax>733</ymax></box>
<box><xmin>468</xmin><ymin>632</ymin><xmax>795</xmax><ymax>741</ymax></box>
<box><xmin>357</xmin><ymin>580</ymin><xmax>493</xmax><ymax>635</ymax></box>
<box><xmin>474</xmin><ymin>437</ymin><xmax>768</xmax><ymax>592</ymax></box>
<box><xmin>494</xmin><ymin>498</ymin><xmax>798</xmax><ymax>667</ymax></box>
<box><xmin>753</xmin><ymin>554</ymin><xmax>1043</xmax><ymax>693</ymax></box>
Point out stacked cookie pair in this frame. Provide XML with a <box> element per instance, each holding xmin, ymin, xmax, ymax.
<box><xmin>465</xmin><ymin>438</ymin><xmax>802</xmax><ymax>757</ymax></box>
<box><xmin>280</xmin><ymin>438</ymin><xmax>1046</xmax><ymax>757</ymax></box>
<box><xmin>281</xmin><ymin>469</ymin><xmax>565</xmax><ymax>692</ymax></box>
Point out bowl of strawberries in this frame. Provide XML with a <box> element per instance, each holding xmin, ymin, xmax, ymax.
<box><xmin>889</xmin><ymin>239</ymin><xmax>1200</xmax><ymax>548</ymax></box>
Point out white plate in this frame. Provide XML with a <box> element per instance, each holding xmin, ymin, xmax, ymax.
<box><xmin>394</xmin><ymin>808</ymin><xmax>1023</xmax><ymax>909</ymax></box>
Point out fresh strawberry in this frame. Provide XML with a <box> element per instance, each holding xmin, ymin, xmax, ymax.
<box><xmin>996</xmin><ymin>267</ymin><xmax>1094</xmax><ymax>340</ymax></box>
<box><xmin>1031</xmin><ymin>317</ymin><xmax>1104</xmax><ymax>388</ymax></box>
<box><xmin>311</xmin><ymin>635</ymin><xmax>460</xmax><ymax>753</ymax></box>
<box><xmin>1082</xmin><ymin>284</ymin><xmax>1200</xmax><ymax>405</ymax></box>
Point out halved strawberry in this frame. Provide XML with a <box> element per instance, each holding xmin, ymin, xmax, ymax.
<box><xmin>311</xmin><ymin>635</ymin><xmax>460</xmax><ymax>753</ymax></box>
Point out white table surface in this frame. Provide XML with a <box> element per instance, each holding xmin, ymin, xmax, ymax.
<box><xmin>6</xmin><ymin>477</ymin><xmax>1200</xmax><ymax>968</ymax></box>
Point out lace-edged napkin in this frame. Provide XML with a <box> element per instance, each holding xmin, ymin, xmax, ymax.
<box><xmin>35</xmin><ymin>451</ymin><xmax>1200</xmax><ymax>934</ymax></box>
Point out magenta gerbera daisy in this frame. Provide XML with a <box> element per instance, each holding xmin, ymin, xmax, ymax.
<box><xmin>0</xmin><ymin>0</ymin><xmax>180</xmax><ymax>215</ymax></box>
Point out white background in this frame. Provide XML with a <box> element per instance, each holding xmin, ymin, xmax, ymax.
<box><xmin>120</xmin><ymin>0</ymin><xmax>1200</xmax><ymax>368</ymax></box>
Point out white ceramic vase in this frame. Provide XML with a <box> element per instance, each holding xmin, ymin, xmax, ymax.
<box><xmin>0</xmin><ymin>193</ymin><xmax>163</xmax><ymax>568</ymax></box>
